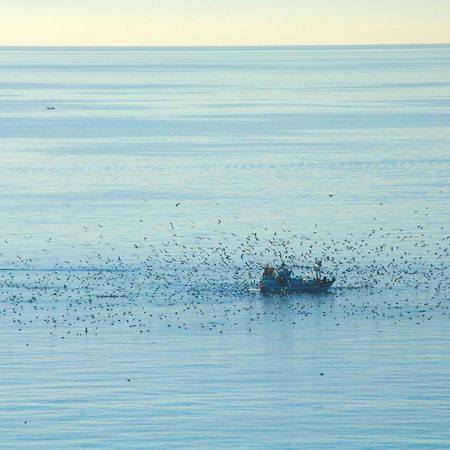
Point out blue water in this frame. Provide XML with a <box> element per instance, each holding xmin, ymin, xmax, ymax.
<box><xmin>0</xmin><ymin>45</ymin><xmax>449</xmax><ymax>449</ymax></box>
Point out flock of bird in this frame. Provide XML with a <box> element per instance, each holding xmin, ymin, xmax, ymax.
<box><xmin>0</xmin><ymin>208</ymin><xmax>448</xmax><ymax>339</ymax></box>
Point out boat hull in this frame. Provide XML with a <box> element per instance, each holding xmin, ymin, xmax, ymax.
<box><xmin>260</xmin><ymin>278</ymin><xmax>335</xmax><ymax>295</ymax></box>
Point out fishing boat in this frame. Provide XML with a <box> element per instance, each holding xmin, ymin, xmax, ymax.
<box><xmin>259</xmin><ymin>260</ymin><xmax>335</xmax><ymax>294</ymax></box>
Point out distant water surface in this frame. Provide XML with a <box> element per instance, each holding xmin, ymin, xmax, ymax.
<box><xmin>0</xmin><ymin>45</ymin><xmax>449</xmax><ymax>449</ymax></box>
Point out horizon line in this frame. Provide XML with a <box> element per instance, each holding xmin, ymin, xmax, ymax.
<box><xmin>0</xmin><ymin>42</ymin><xmax>449</xmax><ymax>49</ymax></box>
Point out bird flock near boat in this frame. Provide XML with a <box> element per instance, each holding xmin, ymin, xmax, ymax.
<box><xmin>0</xmin><ymin>206</ymin><xmax>449</xmax><ymax>339</ymax></box>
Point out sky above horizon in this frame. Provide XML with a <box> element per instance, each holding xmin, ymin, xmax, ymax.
<box><xmin>1</xmin><ymin>0</ymin><xmax>450</xmax><ymax>46</ymax></box>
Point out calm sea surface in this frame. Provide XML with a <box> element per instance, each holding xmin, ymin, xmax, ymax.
<box><xmin>0</xmin><ymin>46</ymin><xmax>449</xmax><ymax>449</ymax></box>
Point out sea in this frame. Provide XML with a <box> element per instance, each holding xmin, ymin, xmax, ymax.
<box><xmin>0</xmin><ymin>45</ymin><xmax>449</xmax><ymax>449</ymax></box>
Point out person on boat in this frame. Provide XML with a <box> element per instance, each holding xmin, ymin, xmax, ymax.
<box><xmin>263</xmin><ymin>264</ymin><xmax>275</xmax><ymax>277</ymax></box>
<box><xmin>314</xmin><ymin>259</ymin><xmax>322</xmax><ymax>281</ymax></box>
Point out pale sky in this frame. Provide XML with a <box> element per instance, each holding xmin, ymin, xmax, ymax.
<box><xmin>1</xmin><ymin>0</ymin><xmax>450</xmax><ymax>46</ymax></box>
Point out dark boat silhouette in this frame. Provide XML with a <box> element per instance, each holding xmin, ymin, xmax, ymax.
<box><xmin>259</xmin><ymin>260</ymin><xmax>335</xmax><ymax>294</ymax></box>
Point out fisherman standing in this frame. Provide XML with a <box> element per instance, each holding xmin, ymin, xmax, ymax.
<box><xmin>314</xmin><ymin>259</ymin><xmax>322</xmax><ymax>281</ymax></box>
